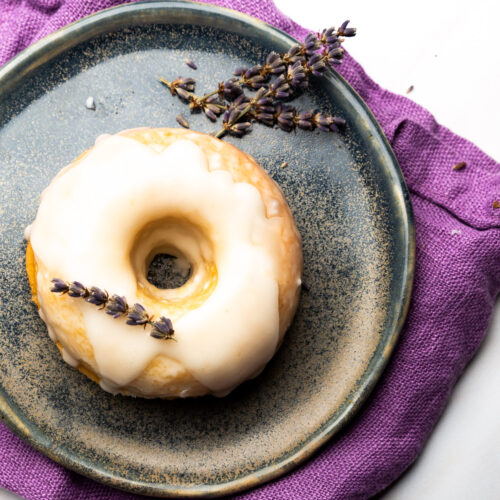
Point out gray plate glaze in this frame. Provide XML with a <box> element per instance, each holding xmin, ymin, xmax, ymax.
<box><xmin>0</xmin><ymin>1</ymin><xmax>414</xmax><ymax>497</ymax></box>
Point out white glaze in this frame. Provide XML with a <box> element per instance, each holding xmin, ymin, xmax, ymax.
<box><xmin>61</xmin><ymin>347</ymin><xmax>78</xmax><ymax>368</ymax></box>
<box><xmin>29</xmin><ymin>135</ymin><xmax>282</xmax><ymax>394</ymax></box>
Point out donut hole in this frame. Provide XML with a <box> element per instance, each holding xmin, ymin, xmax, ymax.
<box><xmin>130</xmin><ymin>217</ymin><xmax>217</xmax><ymax>305</ymax></box>
<box><xmin>147</xmin><ymin>253</ymin><xmax>192</xmax><ymax>289</ymax></box>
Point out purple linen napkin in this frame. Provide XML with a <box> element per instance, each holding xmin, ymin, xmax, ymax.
<box><xmin>1</xmin><ymin>1</ymin><xmax>499</xmax><ymax>499</ymax></box>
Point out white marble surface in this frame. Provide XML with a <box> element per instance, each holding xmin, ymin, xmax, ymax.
<box><xmin>1</xmin><ymin>0</ymin><xmax>499</xmax><ymax>498</ymax></box>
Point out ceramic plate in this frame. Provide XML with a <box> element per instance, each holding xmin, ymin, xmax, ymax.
<box><xmin>0</xmin><ymin>1</ymin><xmax>414</xmax><ymax>497</ymax></box>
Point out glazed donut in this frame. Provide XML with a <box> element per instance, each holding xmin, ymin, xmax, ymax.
<box><xmin>25</xmin><ymin>128</ymin><xmax>302</xmax><ymax>398</ymax></box>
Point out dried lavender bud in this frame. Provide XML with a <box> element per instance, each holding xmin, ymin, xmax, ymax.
<box><xmin>326</xmin><ymin>38</ymin><xmax>339</xmax><ymax>53</ymax></box>
<box><xmin>87</xmin><ymin>286</ymin><xmax>108</xmax><ymax>307</ymax></box>
<box><xmin>295</xmin><ymin>110</ymin><xmax>314</xmax><ymax>130</ymax></box>
<box><xmin>321</xmin><ymin>27</ymin><xmax>336</xmax><ymax>43</ymax></box>
<box><xmin>338</xmin><ymin>21</ymin><xmax>349</xmax><ymax>33</ymax></box>
<box><xmin>453</xmin><ymin>161</ymin><xmax>466</xmax><ymax>170</ymax></box>
<box><xmin>243</xmin><ymin>66</ymin><xmax>266</xmax><ymax>89</ymax></box>
<box><xmin>313</xmin><ymin>112</ymin><xmax>333</xmax><ymax>132</ymax></box>
<box><xmin>184</xmin><ymin>59</ymin><xmax>197</xmax><ymax>70</ymax></box>
<box><xmin>225</xmin><ymin>94</ymin><xmax>250</xmax><ymax>117</ymax></box>
<box><xmin>126</xmin><ymin>303</ymin><xmax>150</xmax><ymax>326</ymax></box>
<box><xmin>328</xmin><ymin>116</ymin><xmax>346</xmax><ymax>132</ymax></box>
<box><xmin>176</xmin><ymin>77</ymin><xmax>195</xmax><ymax>91</ymax></box>
<box><xmin>252</xmin><ymin>92</ymin><xmax>274</xmax><ymax>115</ymax></box>
<box><xmin>284</xmin><ymin>44</ymin><xmax>304</xmax><ymax>64</ymax></box>
<box><xmin>233</xmin><ymin>66</ymin><xmax>247</xmax><ymax>77</ymax></box>
<box><xmin>304</xmin><ymin>33</ymin><xmax>321</xmax><ymax>55</ymax></box>
<box><xmin>270</xmin><ymin>74</ymin><xmax>291</xmax><ymax>100</ymax></box>
<box><xmin>222</xmin><ymin>107</ymin><xmax>240</xmax><ymax>126</ymax></box>
<box><xmin>106</xmin><ymin>295</ymin><xmax>128</xmax><ymax>318</ymax></box>
<box><xmin>338</xmin><ymin>20</ymin><xmax>356</xmax><ymax>37</ymax></box>
<box><xmin>327</xmin><ymin>40</ymin><xmax>341</xmax><ymax>51</ymax></box>
<box><xmin>159</xmin><ymin>76</ymin><xmax>196</xmax><ymax>96</ymax></box>
<box><xmin>245</xmin><ymin>65</ymin><xmax>262</xmax><ymax>78</ymax></box>
<box><xmin>68</xmin><ymin>281</ymin><xmax>88</xmax><ymax>298</ymax></box>
<box><xmin>151</xmin><ymin>317</ymin><xmax>175</xmax><ymax>340</ymax></box>
<box><xmin>264</xmin><ymin>51</ymin><xmax>285</xmax><ymax>74</ymax></box>
<box><xmin>175</xmin><ymin>87</ymin><xmax>191</xmax><ymax>101</ymax></box>
<box><xmin>329</xmin><ymin>122</ymin><xmax>340</xmax><ymax>133</ymax></box>
<box><xmin>202</xmin><ymin>105</ymin><xmax>217</xmax><ymax>121</ymax></box>
<box><xmin>286</xmin><ymin>61</ymin><xmax>307</xmax><ymax>89</ymax></box>
<box><xmin>221</xmin><ymin>99</ymin><xmax>252</xmax><ymax>137</ymax></box>
<box><xmin>306</xmin><ymin>53</ymin><xmax>327</xmax><ymax>77</ymax></box>
<box><xmin>205</xmin><ymin>95</ymin><xmax>220</xmax><ymax>104</ymax></box>
<box><xmin>228</xmin><ymin>121</ymin><xmax>252</xmax><ymax>137</ymax></box>
<box><xmin>326</xmin><ymin>35</ymin><xmax>340</xmax><ymax>51</ymax></box>
<box><xmin>328</xmin><ymin>46</ymin><xmax>345</xmax><ymax>61</ymax></box>
<box><xmin>275</xmin><ymin>103</ymin><xmax>295</xmax><ymax>131</ymax></box>
<box><xmin>256</xmin><ymin>104</ymin><xmax>274</xmax><ymax>116</ymax></box>
<box><xmin>245</xmin><ymin>76</ymin><xmax>265</xmax><ymax>89</ymax></box>
<box><xmin>328</xmin><ymin>58</ymin><xmax>342</xmax><ymax>66</ymax></box>
<box><xmin>176</xmin><ymin>114</ymin><xmax>190</xmax><ymax>128</ymax></box>
<box><xmin>254</xmin><ymin>110</ymin><xmax>274</xmax><ymax>126</ymax></box>
<box><xmin>51</xmin><ymin>278</ymin><xmax>69</xmax><ymax>294</ymax></box>
<box><xmin>251</xmin><ymin>87</ymin><xmax>273</xmax><ymax>109</ymax></box>
<box><xmin>218</xmin><ymin>77</ymin><xmax>242</xmax><ymax>99</ymax></box>
<box><xmin>256</xmin><ymin>98</ymin><xmax>273</xmax><ymax>111</ymax></box>
<box><xmin>331</xmin><ymin>116</ymin><xmax>346</xmax><ymax>129</ymax></box>
<box><xmin>203</xmin><ymin>104</ymin><xmax>219</xmax><ymax>121</ymax></box>
<box><xmin>233</xmin><ymin>93</ymin><xmax>250</xmax><ymax>108</ymax></box>
<box><xmin>252</xmin><ymin>87</ymin><xmax>267</xmax><ymax>100</ymax></box>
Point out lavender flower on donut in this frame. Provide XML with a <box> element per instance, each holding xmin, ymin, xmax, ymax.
<box><xmin>50</xmin><ymin>279</ymin><xmax>175</xmax><ymax>341</ymax></box>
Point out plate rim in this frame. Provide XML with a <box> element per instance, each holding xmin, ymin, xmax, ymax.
<box><xmin>0</xmin><ymin>1</ymin><xmax>415</xmax><ymax>497</ymax></box>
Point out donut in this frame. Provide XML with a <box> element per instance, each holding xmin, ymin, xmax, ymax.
<box><xmin>25</xmin><ymin>128</ymin><xmax>302</xmax><ymax>398</ymax></box>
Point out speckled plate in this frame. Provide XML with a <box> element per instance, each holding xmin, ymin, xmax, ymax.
<box><xmin>0</xmin><ymin>1</ymin><xmax>414</xmax><ymax>497</ymax></box>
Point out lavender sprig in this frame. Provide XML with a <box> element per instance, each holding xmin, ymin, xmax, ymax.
<box><xmin>159</xmin><ymin>21</ymin><xmax>355</xmax><ymax>140</ymax></box>
<box><xmin>50</xmin><ymin>279</ymin><xmax>175</xmax><ymax>341</ymax></box>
